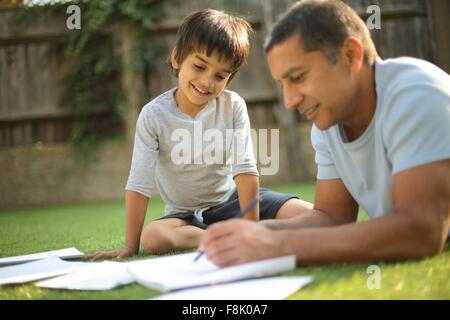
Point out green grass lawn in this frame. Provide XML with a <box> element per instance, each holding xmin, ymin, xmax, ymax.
<box><xmin>0</xmin><ymin>181</ymin><xmax>449</xmax><ymax>299</ymax></box>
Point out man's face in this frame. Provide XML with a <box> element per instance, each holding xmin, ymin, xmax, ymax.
<box><xmin>267</xmin><ymin>34</ymin><xmax>356</xmax><ymax>130</ymax></box>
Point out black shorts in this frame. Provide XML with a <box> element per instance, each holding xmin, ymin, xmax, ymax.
<box><xmin>156</xmin><ymin>188</ymin><xmax>299</xmax><ymax>229</ymax></box>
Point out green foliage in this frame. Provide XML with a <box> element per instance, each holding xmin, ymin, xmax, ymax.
<box><xmin>16</xmin><ymin>0</ymin><xmax>167</xmax><ymax>157</ymax></box>
<box><xmin>58</xmin><ymin>31</ymin><xmax>123</xmax><ymax>160</ymax></box>
<box><xmin>130</xmin><ymin>29</ymin><xmax>168</xmax><ymax>103</ymax></box>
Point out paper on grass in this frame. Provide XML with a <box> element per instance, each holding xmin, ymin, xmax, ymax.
<box><xmin>0</xmin><ymin>256</ymin><xmax>89</xmax><ymax>286</ymax></box>
<box><xmin>33</xmin><ymin>252</ymin><xmax>297</xmax><ymax>292</ymax></box>
<box><xmin>36</xmin><ymin>252</ymin><xmax>215</xmax><ymax>291</ymax></box>
<box><xmin>0</xmin><ymin>247</ymin><xmax>86</xmax><ymax>267</ymax></box>
<box><xmin>36</xmin><ymin>261</ymin><xmax>134</xmax><ymax>290</ymax></box>
<box><xmin>127</xmin><ymin>252</ymin><xmax>297</xmax><ymax>292</ymax></box>
<box><xmin>151</xmin><ymin>276</ymin><xmax>313</xmax><ymax>300</ymax></box>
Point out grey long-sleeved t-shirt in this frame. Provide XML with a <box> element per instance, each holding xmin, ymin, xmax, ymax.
<box><xmin>126</xmin><ymin>88</ymin><xmax>259</xmax><ymax>216</ymax></box>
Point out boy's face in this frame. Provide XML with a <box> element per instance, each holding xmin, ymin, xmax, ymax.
<box><xmin>172</xmin><ymin>49</ymin><xmax>235</xmax><ymax>110</ymax></box>
<box><xmin>267</xmin><ymin>34</ymin><xmax>359</xmax><ymax>131</ymax></box>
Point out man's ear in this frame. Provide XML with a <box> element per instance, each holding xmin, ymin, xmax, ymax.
<box><xmin>342</xmin><ymin>37</ymin><xmax>364</xmax><ymax>72</ymax></box>
<box><xmin>171</xmin><ymin>48</ymin><xmax>179</xmax><ymax>70</ymax></box>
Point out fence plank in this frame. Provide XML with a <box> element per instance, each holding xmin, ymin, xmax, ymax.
<box><xmin>0</xmin><ymin>0</ymin><xmax>441</xmax><ymax>147</ymax></box>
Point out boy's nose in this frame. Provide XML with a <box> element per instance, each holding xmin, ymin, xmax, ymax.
<box><xmin>198</xmin><ymin>77</ymin><xmax>213</xmax><ymax>90</ymax></box>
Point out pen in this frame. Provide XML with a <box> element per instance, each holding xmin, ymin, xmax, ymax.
<box><xmin>193</xmin><ymin>196</ymin><xmax>259</xmax><ymax>262</ymax></box>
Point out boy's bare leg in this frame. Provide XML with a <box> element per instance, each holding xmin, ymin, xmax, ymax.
<box><xmin>275</xmin><ymin>198</ymin><xmax>313</xmax><ymax>219</ymax></box>
<box><xmin>140</xmin><ymin>218</ymin><xmax>204</xmax><ymax>254</ymax></box>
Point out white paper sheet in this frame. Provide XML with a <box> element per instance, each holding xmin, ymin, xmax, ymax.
<box><xmin>127</xmin><ymin>252</ymin><xmax>297</xmax><ymax>292</ymax></box>
<box><xmin>34</xmin><ymin>253</ymin><xmax>215</xmax><ymax>291</ymax></box>
<box><xmin>36</xmin><ymin>261</ymin><xmax>134</xmax><ymax>290</ymax></box>
<box><xmin>151</xmin><ymin>276</ymin><xmax>313</xmax><ymax>300</ymax></box>
<box><xmin>0</xmin><ymin>247</ymin><xmax>86</xmax><ymax>267</ymax></box>
<box><xmin>0</xmin><ymin>256</ymin><xmax>90</xmax><ymax>286</ymax></box>
<box><xmin>35</xmin><ymin>254</ymin><xmax>213</xmax><ymax>291</ymax></box>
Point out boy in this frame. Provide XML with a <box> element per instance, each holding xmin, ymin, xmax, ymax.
<box><xmin>90</xmin><ymin>9</ymin><xmax>312</xmax><ymax>259</ymax></box>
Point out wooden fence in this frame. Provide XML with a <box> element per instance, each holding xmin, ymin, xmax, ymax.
<box><xmin>0</xmin><ymin>0</ymin><xmax>443</xmax><ymax>146</ymax></box>
<box><xmin>0</xmin><ymin>0</ymin><xmax>448</xmax><ymax>208</ymax></box>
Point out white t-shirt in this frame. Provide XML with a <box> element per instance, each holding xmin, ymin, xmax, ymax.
<box><xmin>312</xmin><ymin>57</ymin><xmax>450</xmax><ymax>219</ymax></box>
<box><xmin>126</xmin><ymin>88</ymin><xmax>258</xmax><ymax>215</ymax></box>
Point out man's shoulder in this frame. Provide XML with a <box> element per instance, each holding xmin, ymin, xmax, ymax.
<box><xmin>376</xmin><ymin>57</ymin><xmax>449</xmax><ymax>91</ymax></box>
<box><xmin>376</xmin><ymin>57</ymin><xmax>450</xmax><ymax>118</ymax></box>
<box><xmin>310</xmin><ymin>123</ymin><xmax>340</xmax><ymax>146</ymax></box>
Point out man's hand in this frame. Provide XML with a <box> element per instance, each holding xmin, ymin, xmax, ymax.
<box><xmin>88</xmin><ymin>246</ymin><xmax>135</xmax><ymax>261</ymax></box>
<box><xmin>199</xmin><ymin>219</ymin><xmax>283</xmax><ymax>267</ymax></box>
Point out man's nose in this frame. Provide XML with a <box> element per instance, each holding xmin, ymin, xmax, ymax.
<box><xmin>283</xmin><ymin>86</ymin><xmax>304</xmax><ymax>110</ymax></box>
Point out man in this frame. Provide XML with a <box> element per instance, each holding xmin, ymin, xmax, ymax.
<box><xmin>199</xmin><ymin>0</ymin><xmax>450</xmax><ymax>267</ymax></box>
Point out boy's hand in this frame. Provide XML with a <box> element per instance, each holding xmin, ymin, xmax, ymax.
<box><xmin>87</xmin><ymin>246</ymin><xmax>135</xmax><ymax>261</ymax></box>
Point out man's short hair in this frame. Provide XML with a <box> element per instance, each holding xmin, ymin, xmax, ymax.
<box><xmin>265</xmin><ymin>0</ymin><xmax>377</xmax><ymax>65</ymax></box>
<box><xmin>170</xmin><ymin>9</ymin><xmax>252</xmax><ymax>81</ymax></box>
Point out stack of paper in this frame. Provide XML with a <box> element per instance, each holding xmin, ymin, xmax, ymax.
<box><xmin>32</xmin><ymin>252</ymin><xmax>301</xmax><ymax>294</ymax></box>
<box><xmin>0</xmin><ymin>248</ymin><xmax>90</xmax><ymax>286</ymax></box>
<box><xmin>127</xmin><ymin>252</ymin><xmax>298</xmax><ymax>292</ymax></box>
<box><xmin>1</xmin><ymin>248</ymin><xmax>313</xmax><ymax>300</ymax></box>
<box><xmin>0</xmin><ymin>256</ymin><xmax>89</xmax><ymax>286</ymax></box>
<box><xmin>0</xmin><ymin>247</ymin><xmax>86</xmax><ymax>267</ymax></box>
<box><xmin>36</xmin><ymin>261</ymin><xmax>134</xmax><ymax>290</ymax></box>
<box><xmin>151</xmin><ymin>276</ymin><xmax>313</xmax><ymax>300</ymax></box>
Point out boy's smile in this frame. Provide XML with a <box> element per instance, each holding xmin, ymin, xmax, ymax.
<box><xmin>191</xmin><ymin>83</ymin><xmax>211</xmax><ymax>96</ymax></box>
<box><xmin>172</xmin><ymin>50</ymin><xmax>234</xmax><ymax>117</ymax></box>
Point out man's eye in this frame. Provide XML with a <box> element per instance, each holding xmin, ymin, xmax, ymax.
<box><xmin>291</xmin><ymin>74</ymin><xmax>305</xmax><ymax>82</ymax></box>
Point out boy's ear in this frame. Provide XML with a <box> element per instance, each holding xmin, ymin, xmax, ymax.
<box><xmin>171</xmin><ymin>48</ymin><xmax>179</xmax><ymax>70</ymax></box>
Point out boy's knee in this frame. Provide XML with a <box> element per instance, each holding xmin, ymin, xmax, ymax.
<box><xmin>140</xmin><ymin>223</ymin><xmax>175</xmax><ymax>254</ymax></box>
<box><xmin>275</xmin><ymin>198</ymin><xmax>313</xmax><ymax>219</ymax></box>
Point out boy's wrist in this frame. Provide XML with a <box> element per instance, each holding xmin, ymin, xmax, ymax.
<box><xmin>124</xmin><ymin>244</ymin><xmax>138</xmax><ymax>255</ymax></box>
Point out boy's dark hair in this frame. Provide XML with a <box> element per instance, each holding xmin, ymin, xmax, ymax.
<box><xmin>170</xmin><ymin>9</ymin><xmax>252</xmax><ymax>82</ymax></box>
<box><xmin>265</xmin><ymin>0</ymin><xmax>377</xmax><ymax>66</ymax></box>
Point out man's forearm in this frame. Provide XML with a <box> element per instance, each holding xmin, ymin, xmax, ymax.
<box><xmin>261</xmin><ymin>209</ymin><xmax>340</xmax><ymax>230</ymax></box>
<box><xmin>125</xmin><ymin>191</ymin><xmax>149</xmax><ymax>254</ymax></box>
<box><xmin>277</xmin><ymin>213</ymin><xmax>444</xmax><ymax>266</ymax></box>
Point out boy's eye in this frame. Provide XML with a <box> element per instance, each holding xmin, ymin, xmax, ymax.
<box><xmin>216</xmin><ymin>74</ymin><xmax>226</xmax><ymax>81</ymax></box>
<box><xmin>193</xmin><ymin>64</ymin><xmax>205</xmax><ymax>71</ymax></box>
